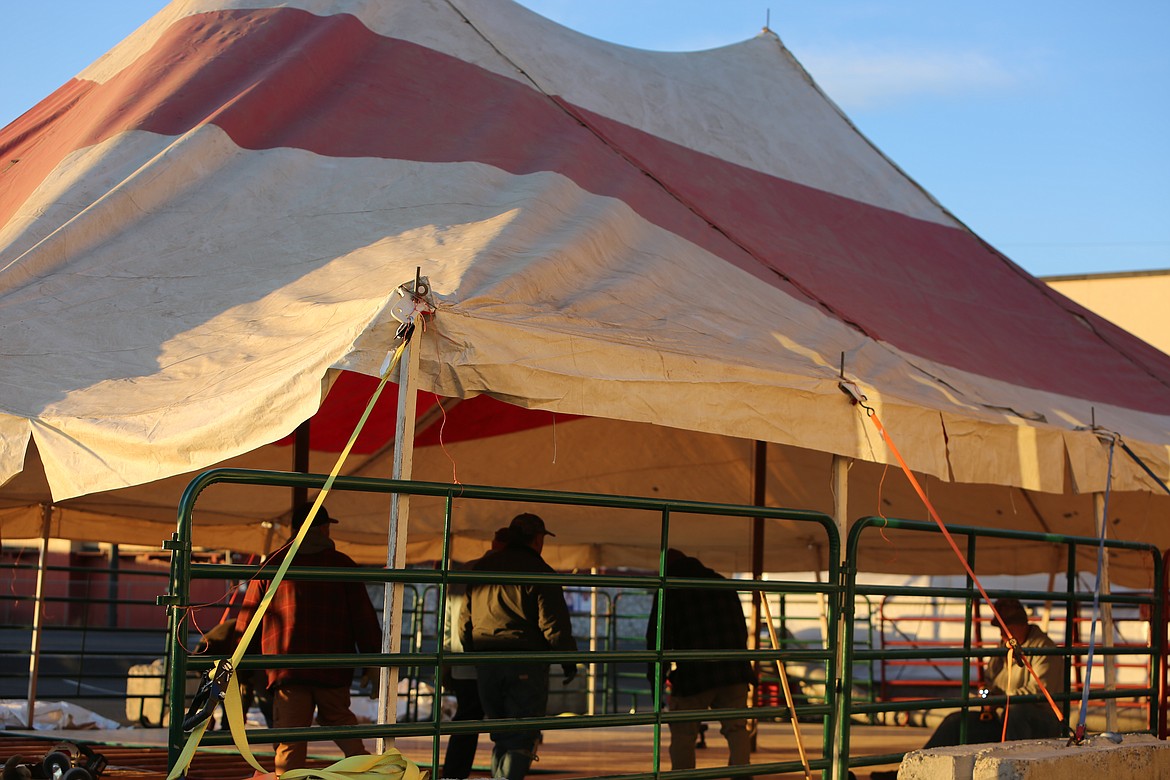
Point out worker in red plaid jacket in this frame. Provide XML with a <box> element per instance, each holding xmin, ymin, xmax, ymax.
<box><xmin>235</xmin><ymin>502</ymin><xmax>382</xmax><ymax>774</ymax></box>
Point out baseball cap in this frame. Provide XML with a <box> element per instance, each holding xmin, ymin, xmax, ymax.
<box><xmin>291</xmin><ymin>501</ymin><xmax>339</xmax><ymax>530</ymax></box>
<box><xmin>990</xmin><ymin>597</ymin><xmax>1029</xmax><ymax>626</ymax></box>
<box><xmin>509</xmin><ymin>513</ymin><xmax>555</xmax><ymax>540</ymax></box>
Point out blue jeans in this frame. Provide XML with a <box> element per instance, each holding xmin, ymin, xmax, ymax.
<box><xmin>476</xmin><ymin>662</ymin><xmax>550</xmax><ymax>779</ymax></box>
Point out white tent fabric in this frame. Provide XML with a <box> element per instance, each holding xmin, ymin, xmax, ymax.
<box><xmin>1</xmin><ymin>0</ymin><xmax>1169</xmax><ymax>584</ymax></box>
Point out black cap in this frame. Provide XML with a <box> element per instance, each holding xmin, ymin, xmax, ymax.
<box><xmin>291</xmin><ymin>501</ymin><xmax>338</xmax><ymax>530</ymax></box>
<box><xmin>509</xmin><ymin>513</ymin><xmax>555</xmax><ymax>541</ymax></box>
<box><xmin>991</xmin><ymin>598</ymin><xmax>1029</xmax><ymax>626</ymax></box>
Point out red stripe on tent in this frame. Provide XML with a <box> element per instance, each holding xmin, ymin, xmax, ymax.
<box><xmin>573</xmin><ymin>106</ymin><xmax>1170</xmax><ymax>415</ymax></box>
<box><xmin>0</xmin><ymin>79</ymin><xmax>100</xmax><ymax>231</ymax></box>
<box><xmin>3</xmin><ymin>7</ymin><xmax>1169</xmax><ymax>415</ymax></box>
<box><xmin>272</xmin><ymin>371</ymin><xmax>575</xmax><ymax>453</ymax></box>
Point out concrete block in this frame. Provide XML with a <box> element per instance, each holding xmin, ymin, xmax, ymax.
<box><xmin>897</xmin><ymin>734</ymin><xmax>1170</xmax><ymax>779</ymax></box>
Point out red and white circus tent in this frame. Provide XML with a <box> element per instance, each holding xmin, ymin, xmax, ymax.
<box><xmin>1</xmin><ymin>0</ymin><xmax>1168</xmax><ymax>584</ymax></box>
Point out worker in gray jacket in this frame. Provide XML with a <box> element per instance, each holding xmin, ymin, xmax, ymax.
<box><xmin>871</xmin><ymin>598</ymin><xmax>1065</xmax><ymax>780</ymax></box>
<box><xmin>459</xmin><ymin>513</ymin><xmax>577</xmax><ymax>780</ymax></box>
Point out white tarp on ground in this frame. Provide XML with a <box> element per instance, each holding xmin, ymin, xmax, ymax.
<box><xmin>1</xmin><ymin>0</ymin><xmax>1168</xmax><ymax>584</ymax></box>
<box><xmin>0</xmin><ymin>700</ymin><xmax>121</xmax><ymax>731</ymax></box>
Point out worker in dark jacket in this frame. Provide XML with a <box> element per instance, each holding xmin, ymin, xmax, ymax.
<box><xmin>647</xmin><ymin>548</ymin><xmax>755</xmax><ymax>774</ymax></box>
<box><xmin>441</xmin><ymin>526</ymin><xmax>514</xmax><ymax>779</ymax></box>
<box><xmin>458</xmin><ymin>513</ymin><xmax>577</xmax><ymax>780</ymax></box>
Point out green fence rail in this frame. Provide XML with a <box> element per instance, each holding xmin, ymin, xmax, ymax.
<box><xmin>840</xmin><ymin>515</ymin><xmax>1164</xmax><ymax>775</ymax></box>
<box><xmin>158</xmin><ymin>469</ymin><xmax>1165</xmax><ymax>780</ymax></box>
<box><xmin>164</xmin><ymin>468</ymin><xmax>841</xmax><ymax>779</ymax></box>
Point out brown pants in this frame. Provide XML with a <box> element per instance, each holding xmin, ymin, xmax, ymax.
<box><xmin>667</xmin><ymin>682</ymin><xmax>752</xmax><ymax>771</ymax></box>
<box><xmin>272</xmin><ymin>684</ymin><xmax>368</xmax><ymax>773</ymax></box>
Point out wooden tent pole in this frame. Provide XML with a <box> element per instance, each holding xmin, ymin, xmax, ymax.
<box><xmin>293</xmin><ymin>419</ymin><xmax>310</xmax><ymax>511</ymax></box>
<box><xmin>749</xmin><ymin>440</ymin><xmax>767</xmax><ymax>751</ymax></box>
<box><xmin>1095</xmin><ymin>491</ymin><xmax>1117</xmax><ymax>731</ymax></box>
<box><xmin>750</xmin><ymin>440</ymin><xmax>767</xmax><ymax>648</ymax></box>
<box><xmin>25</xmin><ymin>503</ymin><xmax>51</xmax><ymax>728</ymax></box>
<box><xmin>830</xmin><ymin>454</ymin><xmax>850</xmax><ymax>780</ymax></box>
<box><xmin>376</xmin><ymin>325</ymin><xmax>423</xmax><ymax>749</ymax></box>
<box><xmin>588</xmin><ymin>563</ymin><xmax>599</xmax><ymax>717</ymax></box>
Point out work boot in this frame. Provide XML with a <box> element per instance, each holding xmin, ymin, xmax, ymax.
<box><xmin>495</xmin><ymin>748</ymin><xmax>534</xmax><ymax>780</ymax></box>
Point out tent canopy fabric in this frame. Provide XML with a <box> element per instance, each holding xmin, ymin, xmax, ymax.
<box><xmin>1</xmin><ymin>384</ymin><xmax>1164</xmax><ymax>587</ymax></box>
<box><xmin>1</xmin><ymin>0</ymin><xmax>1169</xmax><ymax>585</ymax></box>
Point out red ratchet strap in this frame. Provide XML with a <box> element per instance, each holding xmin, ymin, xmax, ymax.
<box><xmin>840</xmin><ymin>382</ymin><xmax>1063</xmax><ymax>726</ymax></box>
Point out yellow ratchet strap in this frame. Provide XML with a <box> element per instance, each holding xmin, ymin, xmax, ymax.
<box><xmin>281</xmin><ymin>750</ymin><xmax>424</xmax><ymax>780</ymax></box>
<box><xmin>168</xmin><ymin>338</ymin><xmax>412</xmax><ymax>779</ymax></box>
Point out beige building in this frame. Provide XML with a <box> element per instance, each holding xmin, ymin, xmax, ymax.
<box><xmin>1044</xmin><ymin>269</ymin><xmax>1170</xmax><ymax>356</ymax></box>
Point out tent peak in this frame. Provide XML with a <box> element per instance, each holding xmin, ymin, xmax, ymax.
<box><xmin>463</xmin><ymin>0</ymin><xmax>774</xmax><ymax>56</ymax></box>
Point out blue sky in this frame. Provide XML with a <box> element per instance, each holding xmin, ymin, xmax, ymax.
<box><xmin>2</xmin><ymin>1</ymin><xmax>1166</xmax><ymax>277</ymax></box>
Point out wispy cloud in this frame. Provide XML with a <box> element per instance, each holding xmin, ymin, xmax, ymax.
<box><xmin>800</xmin><ymin>47</ymin><xmax>1019</xmax><ymax>110</ymax></box>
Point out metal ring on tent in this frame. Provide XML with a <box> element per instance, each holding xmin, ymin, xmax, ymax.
<box><xmin>838</xmin><ymin>379</ymin><xmax>875</xmax><ymax>417</ymax></box>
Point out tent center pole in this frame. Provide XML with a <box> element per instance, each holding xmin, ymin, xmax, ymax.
<box><xmin>376</xmin><ymin>331</ymin><xmax>422</xmax><ymax>750</ymax></box>
<box><xmin>749</xmin><ymin>440</ymin><xmax>767</xmax><ymax>751</ymax></box>
<box><xmin>588</xmin><ymin>563</ymin><xmax>599</xmax><ymax>717</ymax></box>
<box><xmin>292</xmin><ymin>419</ymin><xmax>310</xmax><ymax>511</ymax></box>
<box><xmin>26</xmin><ymin>503</ymin><xmax>51</xmax><ymax>728</ymax></box>
<box><xmin>830</xmin><ymin>454</ymin><xmax>850</xmax><ymax>780</ymax></box>
<box><xmin>1094</xmin><ymin>491</ymin><xmax>1117</xmax><ymax>731</ymax></box>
